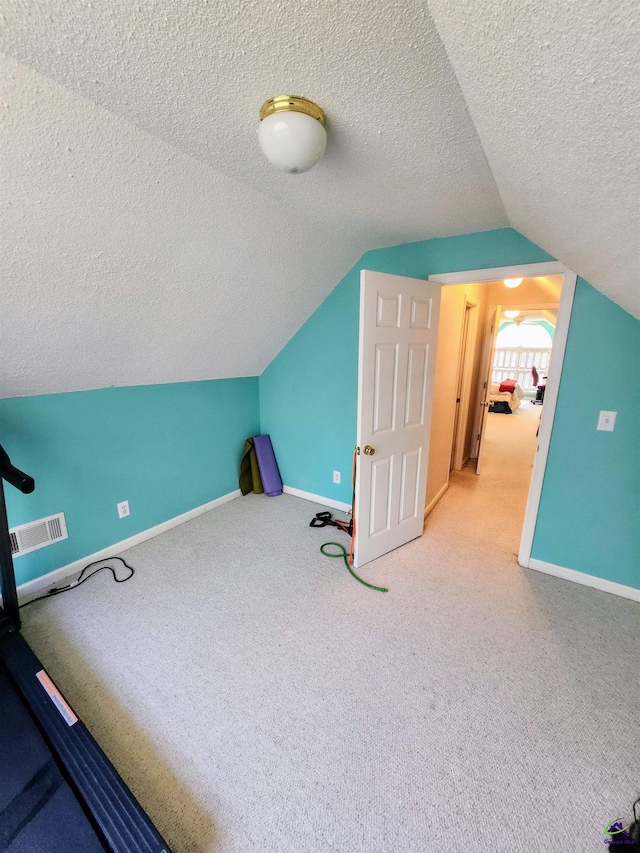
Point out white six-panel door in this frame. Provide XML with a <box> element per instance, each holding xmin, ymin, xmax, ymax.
<box><xmin>354</xmin><ymin>270</ymin><xmax>441</xmax><ymax>569</ymax></box>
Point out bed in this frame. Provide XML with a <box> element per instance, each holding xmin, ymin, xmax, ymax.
<box><xmin>488</xmin><ymin>381</ymin><xmax>524</xmax><ymax>413</ymax></box>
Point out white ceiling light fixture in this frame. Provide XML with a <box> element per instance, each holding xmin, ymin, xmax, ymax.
<box><xmin>504</xmin><ymin>309</ymin><xmax>520</xmax><ymax>319</ymax></box>
<box><xmin>503</xmin><ymin>277</ymin><xmax>523</xmax><ymax>288</ymax></box>
<box><xmin>258</xmin><ymin>95</ymin><xmax>327</xmax><ymax>174</ymax></box>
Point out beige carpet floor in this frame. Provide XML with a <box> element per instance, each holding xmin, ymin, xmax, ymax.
<box><xmin>21</xmin><ymin>403</ymin><xmax>639</xmax><ymax>853</ymax></box>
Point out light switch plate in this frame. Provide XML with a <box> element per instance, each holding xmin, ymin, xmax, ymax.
<box><xmin>597</xmin><ymin>411</ymin><xmax>617</xmax><ymax>432</ymax></box>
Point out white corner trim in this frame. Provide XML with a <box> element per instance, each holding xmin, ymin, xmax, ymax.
<box><xmin>424</xmin><ymin>481</ymin><xmax>449</xmax><ymax>518</ymax></box>
<box><xmin>16</xmin><ymin>489</ymin><xmax>242</xmax><ymax>603</ymax></box>
<box><xmin>527</xmin><ymin>558</ymin><xmax>640</xmax><ymax>603</ymax></box>
<box><xmin>429</xmin><ymin>261</ymin><xmax>567</xmax><ymax>285</ymax></box>
<box><xmin>282</xmin><ymin>485</ymin><xmax>351</xmax><ymax>514</ymax></box>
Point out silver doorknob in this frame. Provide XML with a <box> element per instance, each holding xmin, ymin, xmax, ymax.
<box><xmin>363</xmin><ymin>445</ymin><xmax>376</xmax><ymax>456</ymax></box>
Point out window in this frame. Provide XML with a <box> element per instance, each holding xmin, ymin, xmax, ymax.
<box><xmin>493</xmin><ymin>322</ymin><xmax>553</xmax><ymax>390</ymax></box>
<box><xmin>496</xmin><ymin>322</ymin><xmax>553</xmax><ymax>349</ymax></box>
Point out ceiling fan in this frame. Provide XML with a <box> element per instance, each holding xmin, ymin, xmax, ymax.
<box><xmin>502</xmin><ymin>310</ymin><xmax>548</xmax><ymax>326</ymax></box>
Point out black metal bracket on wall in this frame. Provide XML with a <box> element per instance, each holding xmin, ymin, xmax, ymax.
<box><xmin>0</xmin><ymin>444</ymin><xmax>35</xmax><ymax>634</ymax></box>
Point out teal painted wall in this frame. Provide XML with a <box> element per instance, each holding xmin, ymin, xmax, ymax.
<box><xmin>260</xmin><ymin>228</ymin><xmax>552</xmax><ymax>504</ymax></box>
<box><xmin>259</xmin><ymin>263</ymin><xmax>361</xmax><ymax>504</ymax></box>
<box><xmin>0</xmin><ymin>378</ymin><xmax>259</xmax><ymax>586</ymax></box>
<box><xmin>260</xmin><ymin>228</ymin><xmax>639</xmax><ymax>590</ymax></box>
<box><xmin>530</xmin><ymin>281</ymin><xmax>640</xmax><ymax>587</ymax></box>
<box><xmin>5</xmin><ymin>229</ymin><xmax>636</xmax><ymax>593</ymax></box>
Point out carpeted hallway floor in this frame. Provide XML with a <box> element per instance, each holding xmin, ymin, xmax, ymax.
<box><xmin>21</xmin><ymin>403</ymin><xmax>639</xmax><ymax>853</ymax></box>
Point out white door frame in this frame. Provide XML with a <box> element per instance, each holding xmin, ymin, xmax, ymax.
<box><xmin>451</xmin><ymin>299</ymin><xmax>478</xmax><ymax>471</ymax></box>
<box><xmin>428</xmin><ymin>262</ymin><xmax>577</xmax><ymax>568</ymax></box>
<box><xmin>475</xmin><ymin>304</ymin><xmax>502</xmax><ymax>476</ymax></box>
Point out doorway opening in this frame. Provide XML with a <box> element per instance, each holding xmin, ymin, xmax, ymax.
<box><xmin>493</xmin><ymin>310</ymin><xmax>556</xmax><ymax>399</ymax></box>
<box><xmin>472</xmin><ymin>295</ymin><xmax>561</xmax><ymax>476</ymax></box>
<box><xmin>353</xmin><ymin>262</ymin><xmax>575</xmax><ymax>573</ymax></box>
<box><xmin>475</xmin><ymin>306</ymin><xmax>558</xmax><ymax>507</ymax></box>
<box><xmin>426</xmin><ymin>263</ymin><xmax>576</xmax><ymax>567</ymax></box>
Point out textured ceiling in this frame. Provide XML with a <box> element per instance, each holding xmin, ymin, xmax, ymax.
<box><xmin>428</xmin><ymin>0</ymin><xmax>639</xmax><ymax>318</ymax></box>
<box><xmin>486</xmin><ymin>276</ymin><xmax>563</xmax><ymax>306</ymax></box>
<box><xmin>1</xmin><ymin>56</ymin><xmax>362</xmax><ymax>396</ymax></box>
<box><xmin>1</xmin><ymin>0</ymin><xmax>637</xmax><ymax>397</ymax></box>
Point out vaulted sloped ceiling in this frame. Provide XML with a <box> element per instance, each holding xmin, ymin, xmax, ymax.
<box><xmin>427</xmin><ymin>0</ymin><xmax>639</xmax><ymax>319</ymax></box>
<box><xmin>1</xmin><ymin>0</ymin><xmax>637</xmax><ymax>397</ymax></box>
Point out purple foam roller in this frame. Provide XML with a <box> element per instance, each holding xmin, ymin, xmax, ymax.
<box><xmin>252</xmin><ymin>435</ymin><xmax>283</xmax><ymax>496</ymax></box>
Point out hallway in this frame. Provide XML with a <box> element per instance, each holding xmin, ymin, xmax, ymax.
<box><xmin>426</xmin><ymin>399</ymin><xmax>540</xmax><ymax>560</ymax></box>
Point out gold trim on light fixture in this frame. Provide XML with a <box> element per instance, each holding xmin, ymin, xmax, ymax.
<box><xmin>259</xmin><ymin>95</ymin><xmax>326</xmax><ymax>125</ymax></box>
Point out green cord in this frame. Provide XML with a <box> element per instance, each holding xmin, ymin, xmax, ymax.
<box><xmin>320</xmin><ymin>542</ymin><xmax>388</xmax><ymax>593</ymax></box>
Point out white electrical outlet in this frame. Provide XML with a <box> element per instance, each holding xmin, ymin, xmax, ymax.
<box><xmin>117</xmin><ymin>500</ymin><xmax>130</xmax><ymax>519</ymax></box>
<box><xmin>333</xmin><ymin>470</ymin><xmax>341</xmax><ymax>484</ymax></box>
<box><xmin>597</xmin><ymin>411</ymin><xmax>617</xmax><ymax>432</ymax></box>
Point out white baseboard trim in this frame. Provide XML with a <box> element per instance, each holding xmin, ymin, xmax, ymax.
<box><xmin>282</xmin><ymin>485</ymin><xmax>351</xmax><ymax>514</ymax></box>
<box><xmin>16</xmin><ymin>489</ymin><xmax>242</xmax><ymax>603</ymax></box>
<box><xmin>424</xmin><ymin>482</ymin><xmax>449</xmax><ymax>519</ymax></box>
<box><xmin>527</xmin><ymin>558</ymin><xmax>640</xmax><ymax>603</ymax></box>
